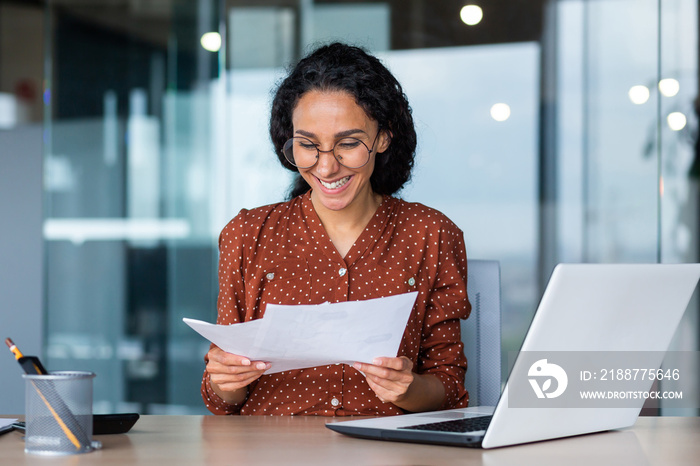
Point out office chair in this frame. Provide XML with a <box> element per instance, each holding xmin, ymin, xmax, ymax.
<box><xmin>462</xmin><ymin>259</ymin><xmax>502</xmax><ymax>407</ymax></box>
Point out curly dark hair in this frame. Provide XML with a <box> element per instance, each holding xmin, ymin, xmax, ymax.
<box><xmin>269</xmin><ymin>42</ymin><xmax>417</xmax><ymax>199</ymax></box>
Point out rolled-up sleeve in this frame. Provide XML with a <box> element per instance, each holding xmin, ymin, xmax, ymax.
<box><xmin>417</xmin><ymin>221</ymin><xmax>470</xmax><ymax>409</ymax></box>
<box><xmin>200</xmin><ymin>210</ymin><xmax>250</xmax><ymax>415</ymax></box>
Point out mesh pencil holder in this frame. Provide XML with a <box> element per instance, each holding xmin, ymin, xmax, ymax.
<box><xmin>23</xmin><ymin>371</ymin><xmax>100</xmax><ymax>455</ymax></box>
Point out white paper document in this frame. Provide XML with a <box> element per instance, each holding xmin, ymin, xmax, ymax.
<box><xmin>183</xmin><ymin>291</ymin><xmax>418</xmax><ymax>373</ymax></box>
<box><xmin>0</xmin><ymin>418</ymin><xmax>17</xmax><ymax>434</ymax></box>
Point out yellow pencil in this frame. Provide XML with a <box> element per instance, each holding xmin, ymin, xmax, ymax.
<box><xmin>5</xmin><ymin>337</ymin><xmax>23</xmax><ymax>359</ymax></box>
<box><xmin>5</xmin><ymin>337</ymin><xmax>86</xmax><ymax>451</ymax></box>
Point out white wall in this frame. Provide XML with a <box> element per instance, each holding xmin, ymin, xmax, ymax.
<box><xmin>0</xmin><ymin>125</ymin><xmax>44</xmax><ymax>414</ymax></box>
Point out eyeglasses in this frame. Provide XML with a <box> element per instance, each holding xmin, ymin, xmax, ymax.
<box><xmin>282</xmin><ymin>130</ymin><xmax>381</xmax><ymax>169</ymax></box>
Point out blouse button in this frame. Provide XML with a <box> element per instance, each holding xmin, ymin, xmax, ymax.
<box><xmin>338</xmin><ymin>268</ymin><xmax>347</xmax><ymax>277</ymax></box>
<box><xmin>408</xmin><ymin>277</ymin><xmax>416</xmax><ymax>286</ymax></box>
<box><xmin>331</xmin><ymin>397</ymin><xmax>340</xmax><ymax>407</ymax></box>
<box><xmin>266</xmin><ymin>272</ymin><xmax>275</xmax><ymax>280</ymax></box>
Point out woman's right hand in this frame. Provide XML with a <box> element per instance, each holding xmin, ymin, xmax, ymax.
<box><xmin>206</xmin><ymin>346</ymin><xmax>270</xmax><ymax>404</ymax></box>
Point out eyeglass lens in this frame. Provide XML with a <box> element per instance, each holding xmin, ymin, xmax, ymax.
<box><xmin>283</xmin><ymin>137</ymin><xmax>371</xmax><ymax>169</ymax></box>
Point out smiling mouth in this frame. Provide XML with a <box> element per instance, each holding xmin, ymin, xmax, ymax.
<box><xmin>318</xmin><ymin>175</ymin><xmax>351</xmax><ymax>190</ymax></box>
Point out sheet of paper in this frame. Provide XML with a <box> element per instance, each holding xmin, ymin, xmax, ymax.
<box><xmin>182</xmin><ymin>318</ymin><xmax>263</xmax><ymax>356</ymax></box>
<box><xmin>183</xmin><ymin>291</ymin><xmax>417</xmax><ymax>373</ymax></box>
<box><xmin>0</xmin><ymin>418</ymin><xmax>17</xmax><ymax>434</ymax></box>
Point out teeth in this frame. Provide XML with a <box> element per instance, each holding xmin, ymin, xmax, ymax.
<box><xmin>319</xmin><ymin>176</ymin><xmax>350</xmax><ymax>190</ymax></box>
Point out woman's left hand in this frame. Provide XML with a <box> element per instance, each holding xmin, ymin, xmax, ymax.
<box><xmin>353</xmin><ymin>356</ymin><xmax>415</xmax><ymax>404</ymax></box>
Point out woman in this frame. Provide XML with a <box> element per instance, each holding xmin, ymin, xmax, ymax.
<box><xmin>201</xmin><ymin>42</ymin><xmax>470</xmax><ymax>416</ymax></box>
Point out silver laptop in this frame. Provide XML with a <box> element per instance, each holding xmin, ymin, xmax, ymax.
<box><xmin>326</xmin><ymin>263</ymin><xmax>700</xmax><ymax>448</ymax></box>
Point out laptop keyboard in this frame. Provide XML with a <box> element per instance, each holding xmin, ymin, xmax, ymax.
<box><xmin>398</xmin><ymin>415</ymin><xmax>492</xmax><ymax>433</ymax></box>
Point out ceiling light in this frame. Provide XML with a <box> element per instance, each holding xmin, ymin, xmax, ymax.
<box><xmin>658</xmin><ymin>78</ymin><xmax>680</xmax><ymax>97</ymax></box>
<box><xmin>490</xmin><ymin>103</ymin><xmax>511</xmax><ymax>122</ymax></box>
<box><xmin>200</xmin><ymin>32</ymin><xmax>221</xmax><ymax>52</ymax></box>
<box><xmin>667</xmin><ymin>112</ymin><xmax>687</xmax><ymax>131</ymax></box>
<box><xmin>460</xmin><ymin>5</ymin><xmax>483</xmax><ymax>26</ymax></box>
<box><xmin>628</xmin><ymin>85</ymin><xmax>650</xmax><ymax>105</ymax></box>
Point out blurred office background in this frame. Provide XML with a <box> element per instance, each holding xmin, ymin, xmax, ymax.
<box><xmin>0</xmin><ymin>0</ymin><xmax>697</xmax><ymax>415</ymax></box>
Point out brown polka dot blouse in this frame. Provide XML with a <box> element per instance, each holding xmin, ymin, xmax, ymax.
<box><xmin>201</xmin><ymin>191</ymin><xmax>471</xmax><ymax>416</ymax></box>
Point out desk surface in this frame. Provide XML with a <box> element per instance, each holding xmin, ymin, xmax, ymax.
<box><xmin>1</xmin><ymin>415</ymin><xmax>698</xmax><ymax>465</ymax></box>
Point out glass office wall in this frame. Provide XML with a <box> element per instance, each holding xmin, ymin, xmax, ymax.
<box><xmin>659</xmin><ymin>0</ymin><xmax>699</xmax><ymax>411</ymax></box>
<box><xmin>43</xmin><ymin>0</ymin><xmax>222</xmax><ymax>413</ymax></box>
<box><xmin>37</xmin><ymin>0</ymin><xmax>699</xmax><ymax>414</ymax></box>
<box><xmin>556</xmin><ymin>0</ymin><xmax>659</xmax><ymax>266</ymax></box>
<box><xmin>555</xmin><ymin>0</ymin><xmax>698</xmax><ymax>413</ymax></box>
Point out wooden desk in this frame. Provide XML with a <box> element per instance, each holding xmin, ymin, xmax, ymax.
<box><xmin>1</xmin><ymin>415</ymin><xmax>698</xmax><ymax>465</ymax></box>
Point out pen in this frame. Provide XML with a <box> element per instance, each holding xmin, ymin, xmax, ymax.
<box><xmin>5</xmin><ymin>337</ymin><xmax>88</xmax><ymax>450</ymax></box>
